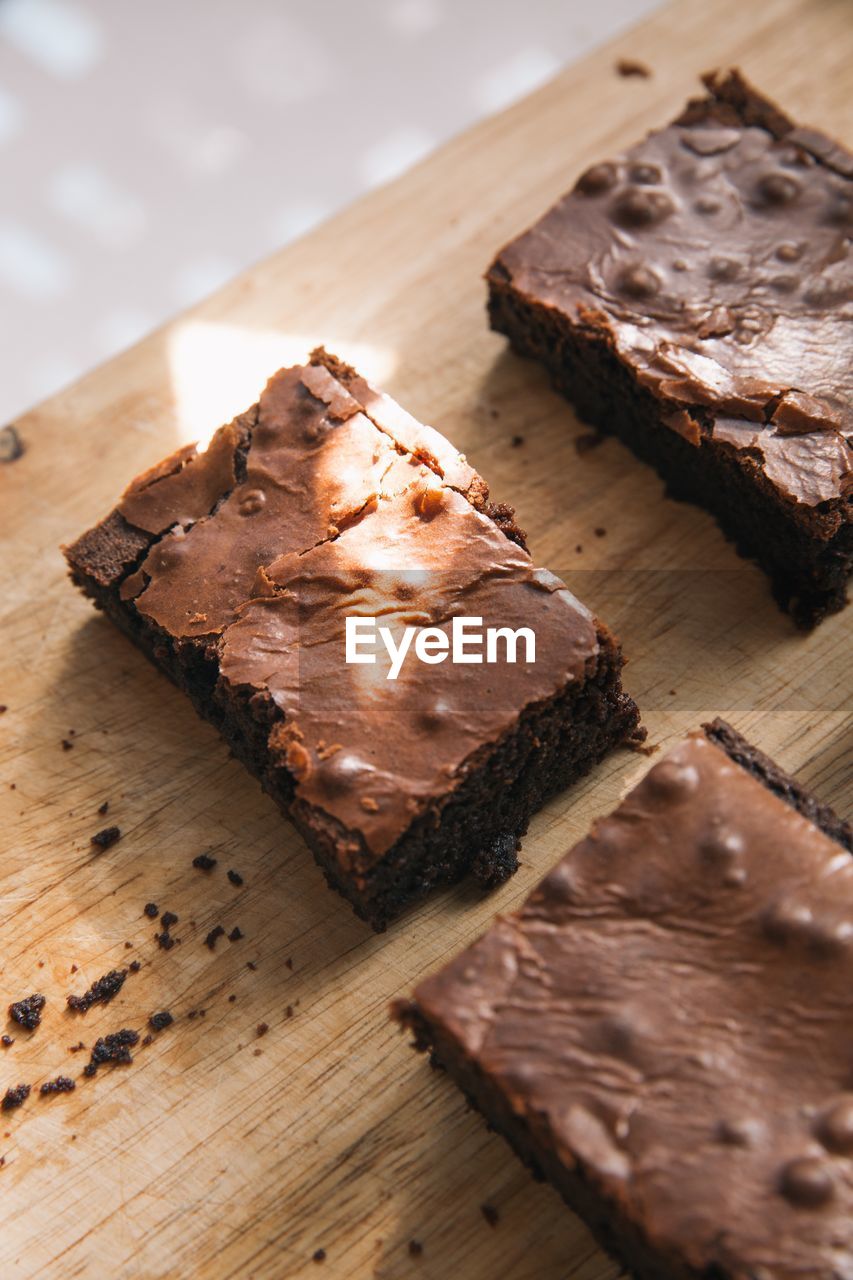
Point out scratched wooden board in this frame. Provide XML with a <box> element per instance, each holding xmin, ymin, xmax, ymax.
<box><xmin>1</xmin><ymin>0</ymin><xmax>851</xmax><ymax>1276</ymax></box>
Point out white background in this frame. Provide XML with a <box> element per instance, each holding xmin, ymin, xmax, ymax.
<box><xmin>0</xmin><ymin>0</ymin><xmax>660</xmax><ymax>424</ymax></box>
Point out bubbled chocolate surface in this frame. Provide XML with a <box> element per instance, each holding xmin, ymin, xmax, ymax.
<box><xmin>491</xmin><ymin>72</ymin><xmax>852</xmax><ymax>508</ymax></box>
<box><xmin>413</xmin><ymin>732</ymin><xmax>853</xmax><ymax>1278</ymax></box>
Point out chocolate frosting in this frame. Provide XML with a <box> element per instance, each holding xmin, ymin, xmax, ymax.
<box><xmin>491</xmin><ymin>72</ymin><xmax>853</xmax><ymax>510</ymax></box>
<box><xmin>413</xmin><ymin>732</ymin><xmax>853</xmax><ymax>1277</ymax></box>
<box><xmin>117</xmin><ymin>351</ymin><xmax>599</xmax><ymax>860</ymax></box>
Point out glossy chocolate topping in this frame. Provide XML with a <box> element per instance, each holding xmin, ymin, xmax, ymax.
<box><xmin>413</xmin><ymin>731</ymin><xmax>853</xmax><ymax>1277</ymax></box>
<box><xmin>118</xmin><ymin>350</ymin><xmax>599</xmax><ymax>859</ymax></box>
<box><xmin>491</xmin><ymin>71</ymin><xmax>853</xmax><ymax>509</ymax></box>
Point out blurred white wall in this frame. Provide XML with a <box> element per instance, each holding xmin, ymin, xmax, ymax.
<box><xmin>0</xmin><ymin>0</ymin><xmax>661</xmax><ymax>422</ymax></box>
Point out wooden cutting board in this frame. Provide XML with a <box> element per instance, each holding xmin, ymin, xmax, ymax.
<box><xmin>1</xmin><ymin>0</ymin><xmax>851</xmax><ymax>1276</ymax></box>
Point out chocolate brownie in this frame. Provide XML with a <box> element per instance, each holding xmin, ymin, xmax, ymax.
<box><xmin>396</xmin><ymin>722</ymin><xmax>853</xmax><ymax>1279</ymax></box>
<box><xmin>488</xmin><ymin>70</ymin><xmax>853</xmax><ymax>627</ymax></box>
<box><xmin>64</xmin><ymin>349</ymin><xmax>639</xmax><ymax>930</ymax></box>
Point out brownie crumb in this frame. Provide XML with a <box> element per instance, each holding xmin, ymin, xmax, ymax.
<box><xmin>142</xmin><ymin>1034</ymin><xmax>153</xmax><ymax>1046</ymax></box>
<box><xmin>68</xmin><ymin>1041</ymin><xmax>86</xmax><ymax>1053</ymax></box>
<box><xmin>83</xmin><ymin>1028</ymin><xmax>139</xmax><ymax>1077</ymax></box>
<box><xmin>40</xmin><ymin>1076</ymin><xmax>75</xmax><ymax>1097</ymax></box>
<box><xmin>205</xmin><ymin>925</ymin><xmax>225</xmax><ymax>951</ymax></box>
<box><xmin>97</xmin><ymin>800</ymin><xmax>109</xmax><ymax>816</ymax></box>
<box><xmin>90</xmin><ymin>825</ymin><xmax>121</xmax><ymax>851</ymax></box>
<box><xmin>9</xmin><ymin>993</ymin><xmax>45</xmax><ymax>1031</ymax></box>
<box><xmin>1</xmin><ymin>1036</ymin><xmax>13</xmax><ymax>1048</ymax></box>
<box><xmin>228</xmin><ymin>994</ymin><xmax>236</xmax><ymax>1003</ymax></box>
<box><xmin>227</xmin><ymin>869</ymin><xmax>243</xmax><ymax>887</ymax></box>
<box><xmin>285</xmin><ymin>957</ymin><xmax>293</xmax><ymax>970</ymax></box>
<box><xmin>129</xmin><ymin>961</ymin><xmax>141</xmax><ymax>973</ymax></box>
<box><xmin>61</xmin><ymin>739</ymin><xmax>74</xmax><ymax>751</ymax></box>
<box><xmin>148</xmin><ymin>1010</ymin><xmax>173</xmax><ymax>1032</ymax></box>
<box><xmin>480</xmin><ymin>1203</ymin><xmax>500</xmax><ymax>1227</ymax></box>
<box><xmin>285</xmin><ymin>1005</ymin><xmax>293</xmax><ymax>1019</ymax></box>
<box><xmin>312</xmin><ymin>1248</ymin><xmax>326</xmax><ymax>1263</ymax></box>
<box><xmin>594</xmin><ymin>527</ymin><xmax>607</xmax><ymax>538</ymax></box>
<box><xmin>228</xmin><ymin>926</ymin><xmax>244</xmax><ymax>943</ymax></box>
<box><xmin>70</xmin><ymin>964</ymin><xmax>78</xmax><ymax>974</ymax></box>
<box><xmin>160</xmin><ymin>911</ymin><xmax>178</xmax><ymax>930</ymax></box>
<box><xmin>510</xmin><ymin>435</ymin><xmax>524</xmax><ymax>448</ymax></box>
<box><xmin>0</xmin><ymin>705</ymin><xmax>7</xmax><ymax>714</ymax></box>
<box><xmin>124</xmin><ymin>941</ymin><xmax>133</xmax><ymax>950</ymax></box>
<box><xmin>408</xmin><ymin>1240</ymin><xmax>424</xmax><ymax>1257</ymax></box>
<box><xmin>616</xmin><ymin>56</ymin><xmax>651</xmax><ymax>78</ymax></box>
<box><xmin>156</xmin><ymin>932</ymin><xmax>175</xmax><ymax>951</ymax></box>
<box><xmin>192</xmin><ymin>853</ymin><xmax>217</xmax><ymax>872</ymax></box>
<box><xmin>256</xmin><ymin>1022</ymin><xmax>269</xmax><ymax>1038</ymax></box>
<box><xmin>67</xmin><ymin>968</ymin><xmax>127</xmax><ymax>1014</ymax></box>
<box><xmin>2</xmin><ymin>1084</ymin><xmax>30</xmax><ymax>1111</ymax></box>
<box><xmin>253</xmin><ymin>1047</ymin><xmax>263</xmax><ymax>1057</ymax></box>
<box><xmin>143</xmin><ymin>902</ymin><xmax>159</xmax><ymax>918</ymax></box>
<box><xmin>574</xmin><ymin>430</ymin><xmax>604</xmax><ymax>456</ymax></box>
<box><xmin>247</xmin><ymin>961</ymin><xmax>257</xmax><ymax>972</ymax></box>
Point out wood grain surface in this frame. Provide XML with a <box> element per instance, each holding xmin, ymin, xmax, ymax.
<box><xmin>1</xmin><ymin>1</ymin><xmax>851</xmax><ymax>1276</ymax></box>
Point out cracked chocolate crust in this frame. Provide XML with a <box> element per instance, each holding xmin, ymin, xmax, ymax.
<box><xmin>65</xmin><ymin>351</ymin><xmax>639</xmax><ymax>929</ymax></box>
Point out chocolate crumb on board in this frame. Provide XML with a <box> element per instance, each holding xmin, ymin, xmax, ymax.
<box><xmin>312</xmin><ymin>1249</ymin><xmax>326</xmax><ymax>1263</ymax></box>
<box><xmin>61</xmin><ymin>739</ymin><xmax>74</xmax><ymax>751</ymax></box>
<box><xmin>40</xmin><ymin>1076</ymin><xmax>75</xmax><ymax>1097</ymax></box>
<box><xmin>480</xmin><ymin>1203</ymin><xmax>500</xmax><ymax>1227</ymax></box>
<box><xmin>252</xmin><ymin>1047</ymin><xmax>263</xmax><ymax>1057</ymax></box>
<box><xmin>9</xmin><ymin>993</ymin><xmax>45</xmax><ymax>1031</ymax></box>
<box><xmin>68</xmin><ymin>1041</ymin><xmax>86</xmax><ymax>1053</ymax></box>
<box><xmin>1</xmin><ymin>1036</ymin><xmax>13</xmax><ymax>1048</ymax></box>
<box><xmin>2</xmin><ymin>1084</ymin><xmax>30</xmax><ymax>1111</ymax></box>
<box><xmin>124</xmin><ymin>941</ymin><xmax>133</xmax><ymax>950</ymax></box>
<box><xmin>142</xmin><ymin>1034</ymin><xmax>153</xmax><ymax>1046</ymax></box>
<box><xmin>205</xmin><ymin>925</ymin><xmax>225</xmax><ymax>951</ymax></box>
<box><xmin>97</xmin><ymin>800</ymin><xmax>109</xmax><ymax>816</ymax></box>
<box><xmin>510</xmin><ymin>435</ymin><xmax>524</xmax><ymax>448</ymax></box>
<box><xmin>149</xmin><ymin>1010</ymin><xmax>173</xmax><ymax>1032</ymax></box>
<box><xmin>70</xmin><ymin>964</ymin><xmax>78</xmax><ymax>973</ymax></box>
<box><xmin>156</xmin><ymin>932</ymin><xmax>175</xmax><ymax>951</ymax></box>
<box><xmin>143</xmin><ymin>902</ymin><xmax>159</xmax><ymax>918</ymax></box>
<box><xmin>160</xmin><ymin>911</ymin><xmax>178</xmax><ymax>929</ymax></box>
<box><xmin>256</xmin><ymin>1022</ymin><xmax>269</xmax><ymax>1038</ymax></box>
<box><xmin>285</xmin><ymin>957</ymin><xmax>293</xmax><ymax>970</ymax></box>
<box><xmin>0</xmin><ymin>425</ymin><xmax>25</xmax><ymax>464</ymax></box>
<box><xmin>90</xmin><ymin>825</ymin><xmax>121</xmax><ymax>851</ymax></box>
<box><xmin>192</xmin><ymin>853</ymin><xmax>217</xmax><ymax>872</ymax></box>
<box><xmin>129</xmin><ymin>961</ymin><xmax>141</xmax><ymax>973</ymax></box>
<box><xmin>594</xmin><ymin>527</ymin><xmax>607</xmax><ymax>538</ymax></box>
<box><xmin>228</xmin><ymin>994</ymin><xmax>236</xmax><ymax>1003</ymax></box>
<box><xmin>285</xmin><ymin>1005</ymin><xmax>293</xmax><ymax>1019</ymax></box>
<box><xmin>67</xmin><ymin>968</ymin><xmax>127</xmax><ymax>1013</ymax></box>
<box><xmin>228</xmin><ymin>926</ymin><xmax>244</xmax><ymax>943</ymax></box>
<box><xmin>616</xmin><ymin>57</ymin><xmax>651</xmax><ymax>77</ymax></box>
<box><xmin>0</xmin><ymin>706</ymin><xmax>7</xmax><ymax>714</ymax></box>
<box><xmin>408</xmin><ymin>1240</ymin><xmax>424</xmax><ymax>1257</ymax></box>
<box><xmin>574</xmin><ymin>430</ymin><xmax>605</xmax><ymax>456</ymax></box>
<box><xmin>227</xmin><ymin>869</ymin><xmax>243</xmax><ymax>887</ymax></box>
<box><xmin>83</xmin><ymin>1028</ymin><xmax>139</xmax><ymax>1077</ymax></box>
<box><xmin>247</xmin><ymin>961</ymin><xmax>257</xmax><ymax>971</ymax></box>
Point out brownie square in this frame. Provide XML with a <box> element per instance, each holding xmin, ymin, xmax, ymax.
<box><xmin>488</xmin><ymin>70</ymin><xmax>853</xmax><ymax>627</ymax></box>
<box><xmin>396</xmin><ymin>721</ymin><xmax>853</xmax><ymax>1278</ymax></box>
<box><xmin>65</xmin><ymin>349</ymin><xmax>640</xmax><ymax>930</ymax></box>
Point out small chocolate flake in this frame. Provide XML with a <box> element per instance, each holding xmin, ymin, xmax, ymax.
<box><xmin>148</xmin><ymin>1010</ymin><xmax>173</xmax><ymax>1032</ymax></box>
<box><xmin>313</xmin><ymin>1249</ymin><xmax>326</xmax><ymax>1264</ymax></box>
<box><xmin>160</xmin><ymin>911</ymin><xmax>178</xmax><ymax>930</ymax></box>
<box><xmin>97</xmin><ymin>800</ymin><xmax>109</xmax><ymax>816</ymax></box>
<box><xmin>67</xmin><ymin>969</ymin><xmax>127</xmax><ymax>1014</ymax></box>
<box><xmin>90</xmin><ymin>825</ymin><xmax>121</xmax><ymax>851</ymax></box>
<box><xmin>205</xmin><ymin>925</ymin><xmax>225</xmax><ymax>951</ymax></box>
<box><xmin>143</xmin><ymin>902</ymin><xmax>159</xmax><ymax>918</ymax></box>
<box><xmin>594</xmin><ymin>527</ymin><xmax>606</xmax><ymax>538</ymax></box>
<box><xmin>68</xmin><ymin>1042</ymin><xmax>86</xmax><ymax>1053</ymax></box>
<box><xmin>616</xmin><ymin>57</ymin><xmax>651</xmax><ymax>78</ymax></box>
<box><xmin>285</xmin><ymin>1005</ymin><xmax>293</xmax><ymax>1019</ymax></box>
<box><xmin>192</xmin><ymin>853</ymin><xmax>217</xmax><ymax>872</ymax></box>
<box><xmin>9</xmin><ymin>993</ymin><xmax>45</xmax><ymax>1031</ymax></box>
<box><xmin>156</xmin><ymin>932</ymin><xmax>175</xmax><ymax>951</ymax></box>
<box><xmin>124</xmin><ymin>941</ymin><xmax>132</xmax><ymax>950</ymax></box>
<box><xmin>574</xmin><ymin>430</ymin><xmax>604</xmax><ymax>456</ymax></box>
<box><xmin>510</xmin><ymin>435</ymin><xmax>524</xmax><ymax>448</ymax></box>
<box><xmin>253</xmin><ymin>1047</ymin><xmax>263</xmax><ymax>1057</ymax></box>
<box><xmin>0</xmin><ymin>706</ymin><xmax>7</xmax><ymax>714</ymax></box>
<box><xmin>2</xmin><ymin>1084</ymin><xmax>30</xmax><ymax>1111</ymax></box>
<box><xmin>408</xmin><ymin>1240</ymin><xmax>423</xmax><ymax>1257</ymax></box>
<box><xmin>247</xmin><ymin>961</ymin><xmax>257</xmax><ymax>972</ymax></box>
<box><xmin>1</xmin><ymin>1036</ymin><xmax>13</xmax><ymax>1048</ymax></box>
<box><xmin>142</xmin><ymin>1034</ymin><xmax>153</xmax><ymax>1046</ymax></box>
<box><xmin>480</xmin><ymin>1203</ymin><xmax>500</xmax><ymax>1227</ymax></box>
<box><xmin>227</xmin><ymin>869</ymin><xmax>243</xmax><ymax>887</ymax></box>
<box><xmin>285</xmin><ymin>957</ymin><xmax>293</xmax><ymax>970</ymax></box>
<box><xmin>70</xmin><ymin>964</ymin><xmax>77</xmax><ymax>973</ymax></box>
<box><xmin>228</xmin><ymin>994</ymin><xmax>236</xmax><ymax>1003</ymax></box>
<box><xmin>61</xmin><ymin>739</ymin><xmax>74</xmax><ymax>751</ymax></box>
<box><xmin>256</xmin><ymin>1022</ymin><xmax>269</xmax><ymax>1038</ymax></box>
<box><xmin>228</xmin><ymin>926</ymin><xmax>244</xmax><ymax>943</ymax></box>
<box><xmin>83</xmin><ymin>1028</ymin><xmax>139</xmax><ymax>1076</ymax></box>
<box><xmin>40</xmin><ymin>1076</ymin><xmax>75</xmax><ymax>1097</ymax></box>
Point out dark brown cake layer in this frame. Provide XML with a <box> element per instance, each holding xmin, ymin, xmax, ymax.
<box><xmin>396</xmin><ymin>723</ymin><xmax>853</xmax><ymax>1278</ymax></box>
<box><xmin>64</xmin><ymin>350</ymin><xmax>640</xmax><ymax>929</ymax></box>
<box><xmin>488</xmin><ymin>70</ymin><xmax>853</xmax><ymax>627</ymax></box>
